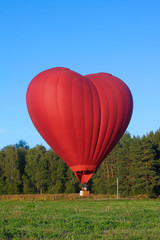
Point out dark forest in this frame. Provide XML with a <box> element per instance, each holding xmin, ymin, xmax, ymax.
<box><xmin>0</xmin><ymin>130</ymin><xmax>160</xmax><ymax>197</ymax></box>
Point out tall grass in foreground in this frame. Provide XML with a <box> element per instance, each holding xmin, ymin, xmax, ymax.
<box><xmin>0</xmin><ymin>197</ymin><xmax>160</xmax><ymax>239</ymax></box>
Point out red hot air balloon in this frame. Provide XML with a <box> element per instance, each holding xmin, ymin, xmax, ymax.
<box><xmin>26</xmin><ymin>67</ymin><xmax>133</xmax><ymax>184</ymax></box>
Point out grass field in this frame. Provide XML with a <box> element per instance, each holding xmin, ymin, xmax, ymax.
<box><xmin>0</xmin><ymin>195</ymin><xmax>160</xmax><ymax>240</ymax></box>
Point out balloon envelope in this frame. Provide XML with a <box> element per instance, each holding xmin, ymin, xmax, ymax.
<box><xmin>26</xmin><ymin>67</ymin><xmax>133</xmax><ymax>183</ymax></box>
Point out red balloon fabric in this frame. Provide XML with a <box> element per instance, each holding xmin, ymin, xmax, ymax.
<box><xmin>26</xmin><ymin>67</ymin><xmax>133</xmax><ymax>184</ymax></box>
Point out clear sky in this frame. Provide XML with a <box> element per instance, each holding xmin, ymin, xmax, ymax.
<box><xmin>0</xmin><ymin>0</ymin><xmax>160</xmax><ymax>149</ymax></box>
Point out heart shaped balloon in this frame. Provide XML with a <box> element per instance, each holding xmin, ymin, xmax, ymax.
<box><xmin>26</xmin><ymin>67</ymin><xmax>133</xmax><ymax>183</ymax></box>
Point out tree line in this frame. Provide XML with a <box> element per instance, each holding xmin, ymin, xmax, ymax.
<box><xmin>0</xmin><ymin>130</ymin><xmax>160</xmax><ymax>197</ymax></box>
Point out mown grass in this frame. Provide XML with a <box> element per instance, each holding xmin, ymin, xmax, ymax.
<box><xmin>0</xmin><ymin>196</ymin><xmax>160</xmax><ymax>239</ymax></box>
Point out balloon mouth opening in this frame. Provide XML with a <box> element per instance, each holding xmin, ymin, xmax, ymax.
<box><xmin>70</xmin><ymin>165</ymin><xmax>96</xmax><ymax>184</ymax></box>
<box><xmin>74</xmin><ymin>171</ymin><xmax>94</xmax><ymax>184</ymax></box>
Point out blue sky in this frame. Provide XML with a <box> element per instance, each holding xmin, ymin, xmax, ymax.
<box><xmin>0</xmin><ymin>0</ymin><xmax>160</xmax><ymax>149</ymax></box>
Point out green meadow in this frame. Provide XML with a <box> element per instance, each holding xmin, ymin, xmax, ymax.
<box><xmin>0</xmin><ymin>198</ymin><xmax>160</xmax><ymax>240</ymax></box>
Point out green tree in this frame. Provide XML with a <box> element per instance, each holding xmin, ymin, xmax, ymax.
<box><xmin>147</xmin><ymin>130</ymin><xmax>160</xmax><ymax>195</ymax></box>
<box><xmin>24</xmin><ymin>145</ymin><xmax>48</xmax><ymax>194</ymax></box>
<box><xmin>117</xmin><ymin>132</ymin><xmax>133</xmax><ymax>197</ymax></box>
<box><xmin>140</xmin><ymin>136</ymin><xmax>159</xmax><ymax>197</ymax></box>
<box><xmin>47</xmin><ymin>150</ymin><xmax>72</xmax><ymax>193</ymax></box>
<box><xmin>65</xmin><ymin>168</ymin><xmax>80</xmax><ymax>193</ymax></box>
<box><xmin>0</xmin><ymin>151</ymin><xmax>5</xmax><ymax>194</ymax></box>
<box><xmin>50</xmin><ymin>158</ymin><xmax>67</xmax><ymax>193</ymax></box>
<box><xmin>105</xmin><ymin>143</ymin><xmax>121</xmax><ymax>194</ymax></box>
<box><xmin>15</xmin><ymin>140</ymin><xmax>29</xmax><ymax>193</ymax></box>
<box><xmin>46</xmin><ymin>150</ymin><xmax>60</xmax><ymax>193</ymax></box>
<box><xmin>92</xmin><ymin>163</ymin><xmax>108</xmax><ymax>194</ymax></box>
<box><xmin>1</xmin><ymin>146</ymin><xmax>21</xmax><ymax>194</ymax></box>
<box><xmin>129</xmin><ymin>136</ymin><xmax>144</xmax><ymax>195</ymax></box>
<box><xmin>15</xmin><ymin>140</ymin><xmax>29</xmax><ymax>150</ymax></box>
<box><xmin>92</xmin><ymin>144</ymin><xmax>120</xmax><ymax>195</ymax></box>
